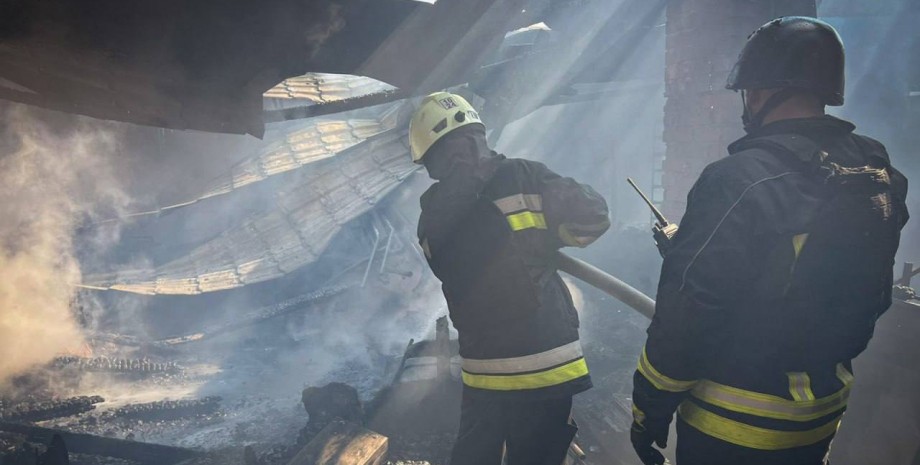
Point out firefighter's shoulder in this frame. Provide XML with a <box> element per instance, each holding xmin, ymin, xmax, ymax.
<box><xmin>698</xmin><ymin>144</ymin><xmax>797</xmax><ymax>194</ymax></box>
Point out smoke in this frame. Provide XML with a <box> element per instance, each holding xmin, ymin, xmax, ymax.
<box><xmin>0</xmin><ymin>104</ymin><xmax>130</xmax><ymax>386</ymax></box>
<box><xmin>304</xmin><ymin>3</ymin><xmax>346</xmax><ymax>59</ymax></box>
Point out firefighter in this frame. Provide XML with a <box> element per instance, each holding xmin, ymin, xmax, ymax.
<box><xmin>630</xmin><ymin>17</ymin><xmax>909</xmax><ymax>465</ymax></box>
<box><xmin>410</xmin><ymin>92</ymin><xmax>611</xmax><ymax>465</ymax></box>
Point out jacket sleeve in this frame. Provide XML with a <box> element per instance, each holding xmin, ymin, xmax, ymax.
<box><xmin>632</xmin><ymin>163</ymin><xmax>758</xmax><ymax>427</ymax></box>
<box><xmin>535</xmin><ymin>163</ymin><xmax>611</xmax><ymax>249</ymax></box>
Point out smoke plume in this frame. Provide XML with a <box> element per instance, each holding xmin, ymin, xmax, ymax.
<box><xmin>0</xmin><ymin>104</ymin><xmax>129</xmax><ymax>385</ymax></box>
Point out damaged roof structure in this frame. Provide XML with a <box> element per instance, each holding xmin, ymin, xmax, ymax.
<box><xmin>0</xmin><ymin>0</ymin><xmax>918</xmax><ymax>464</ymax></box>
<box><xmin>74</xmin><ymin>0</ymin><xmax>673</xmax><ymax>296</ymax></box>
<box><xmin>0</xmin><ymin>0</ymin><xmax>542</xmax><ymax>136</ymax></box>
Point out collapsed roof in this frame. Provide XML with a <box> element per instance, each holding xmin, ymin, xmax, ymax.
<box><xmin>0</xmin><ymin>0</ymin><xmax>535</xmax><ymax>136</ymax></box>
<box><xmin>82</xmin><ymin>127</ymin><xmax>417</xmax><ymax>294</ymax></box>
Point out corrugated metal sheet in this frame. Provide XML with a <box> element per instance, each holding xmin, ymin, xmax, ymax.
<box><xmin>82</xmin><ymin>131</ymin><xmax>417</xmax><ymax>295</ymax></box>
<box><xmin>199</xmin><ymin>106</ymin><xmax>400</xmax><ymax>200</ymax></box>
<box><xmin>116</xmin><ymin>105</ymin><xmax>402</xmax><ymax>221</ymax></box>
<box><xmin>263</xmin><ymin>73</ymin><xmax>395</xmax><ymax>103</ymax></box>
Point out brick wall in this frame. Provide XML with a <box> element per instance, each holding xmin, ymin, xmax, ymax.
<box><xmin>662</xmin><ymin>0</ymin><xmax>816</xmax><ymax>220</ymax></box>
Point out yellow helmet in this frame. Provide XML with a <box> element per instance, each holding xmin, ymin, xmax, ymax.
<box><xmin>408</xmin><ymin>92</ymin><xmax>484</xmax><ymax>164</ymax></box>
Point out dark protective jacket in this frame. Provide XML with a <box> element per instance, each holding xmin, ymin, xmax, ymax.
<box><xmin>632</xmin><ymin>116</ymin><xmax>909</xmax><ymax>452</ymax></box>
<box><xmin>418</xmin><ymin>148</ymin><xmax>610</xmax><ymax>400</ymax></box>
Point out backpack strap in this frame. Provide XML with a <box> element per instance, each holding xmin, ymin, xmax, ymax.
<box><xmin>850</xmin><ymin>134</ymin><xmax>893</xmax><ymax>169</ymax></box>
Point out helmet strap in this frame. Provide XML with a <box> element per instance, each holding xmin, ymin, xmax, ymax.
<box><xmin>742</xmin><ymin>88</ymin><xmax>801</xmax><ymax>133</ymax></box>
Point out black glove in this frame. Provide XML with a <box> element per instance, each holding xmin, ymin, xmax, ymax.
<box><xmin>630</xmin><ymin>419</ymin><xmax>668</xmax><ymax>465</ymax></box>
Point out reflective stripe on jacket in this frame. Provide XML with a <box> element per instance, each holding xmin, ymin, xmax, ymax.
<box><xmin>636</xmin><ymin>348</ymin><xmax>852</xmax><ymax>450</ymax></box>
<box><xmin>419</xmin><ymin>155</ymin><xmax>610</xmax><ymax>399</ymax></box>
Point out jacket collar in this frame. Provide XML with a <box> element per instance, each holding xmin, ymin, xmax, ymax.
<box><xmin>728</xmin><ymin>115</ymin><xmax>856</xmax><ymax>155</ymax></box>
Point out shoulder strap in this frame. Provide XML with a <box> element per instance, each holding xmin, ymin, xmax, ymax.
<box><xmin>734</xmin><ymin>133</ymin><xmax>835</xmax><ymax>180</ymax></box>
<box><xmin>737</xmin><ymin>133</ymin><xmax>827</xmax><ymax>166</ymax></box>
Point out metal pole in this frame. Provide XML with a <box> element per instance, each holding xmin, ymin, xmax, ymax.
<box><xmin>379</xmin><ymin>219</ymin><xmax>396</xmax><ymax>274</ymax></box>
<box><xmin>361</xmin><ymin>223</ymin><xmax>381</xmax><ymax>288</ymax></box>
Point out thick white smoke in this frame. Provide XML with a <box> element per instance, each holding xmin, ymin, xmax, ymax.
<box><xmin>0</xmin><ymin>105</ymin><xmax>130</xmax><ymax>385</ymax></box>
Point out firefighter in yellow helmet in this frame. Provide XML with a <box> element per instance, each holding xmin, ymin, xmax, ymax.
<box><xmin>410</xmin><ymin>92</ymin><xmax>611</xmax><ymax>465</ymax></box>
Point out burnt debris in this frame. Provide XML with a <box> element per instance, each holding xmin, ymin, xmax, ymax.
<box><xmin>104</xmin><ymin>397</ymin><xmax>222</xmax><ymax>422</ymax></box>
<box><xmin>51</xmin><ymin>357</ymin><xmax>179</xmax><ymax>375</ymax></box>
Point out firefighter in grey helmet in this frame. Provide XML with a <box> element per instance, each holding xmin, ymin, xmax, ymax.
<box><xmin>630</xmin><ymin>17</ymin><xmax>909</xmax><ymax>465</ymax></box>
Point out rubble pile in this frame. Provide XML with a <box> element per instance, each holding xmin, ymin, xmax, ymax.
<box><xmin>0</xmin><ymin>432</ymin><xmax>71</xmax><ymax>465</ymax></box>
<box><xmin>298</xmin><ymin>383</ymin><xmax>363</xmax><ymax>445</ymax></box>
<box><xmin>893</xmin><ymin>284</ymin><xmax>917</xmax><ymax>301</ymax></box>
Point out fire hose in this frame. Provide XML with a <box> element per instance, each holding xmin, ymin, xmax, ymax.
<box><xmin>556</xmin><ymin>252</ymin><xmax>655</xmax><ymax>320</ymax></box>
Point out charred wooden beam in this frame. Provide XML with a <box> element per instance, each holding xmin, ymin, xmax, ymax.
<box><xmin>0</xmin><ymin>422</ymin><xmax>199</xmax><ymax>464</ymax></box>
<box><xmin>105</xmin><ymin>397</ymin><xmax>222</xmax><ymax>422</ymax></box>
<box><xmin>0</xmin><ymin>396</ymin><xmax>104</xmax><ymax>423</ymax></box>
<box><xmin>287</xmin><ymin>421</ymin><xmax>387</xmax><ymax>465</ymax></box>
<box><xmin>51</xmin><ymin>357</ymin><xmax>179</xmax><ymax>374</ymax></box>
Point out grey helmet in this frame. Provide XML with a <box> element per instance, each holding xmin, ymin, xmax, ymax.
<box><xmin>727</xmin><ymin>16</ymin><xmax>845</xmax><ymax>106</ymax></box>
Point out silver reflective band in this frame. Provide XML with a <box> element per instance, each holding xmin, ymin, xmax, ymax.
<box><xmin>691</xmin><ymin>380</ymin><xmax>850</xmax><ymax>422</ymax></box>
<box><xmin>462</xmin><ymin>341</ymin><xmax>583</xmax><ymax>374</ymax></box>
<box><xmin>493</xmin><ymin>194</ymin><xmax>543</xmax><ymax>214</ymax></box>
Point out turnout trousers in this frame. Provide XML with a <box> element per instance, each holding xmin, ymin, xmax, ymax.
<box><xmin>676</xmin><ymin>417</ymin><xmax>833</xmax><ymax>465</ymax></box>
<box><xmin>450</xmin><ymin>389</ymin><xmax>577</xmax><ymax>465</ymax></box>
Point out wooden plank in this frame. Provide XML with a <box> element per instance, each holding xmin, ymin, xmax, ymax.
<box><xmin>0</xmin><ymin>421</ymin><xmax>198</xmax><ymax>465</ymax></box>
<box><xmin>286</xmin><ymin>421</ymin><xmax>387</xmax><ymax>465</ymax></box>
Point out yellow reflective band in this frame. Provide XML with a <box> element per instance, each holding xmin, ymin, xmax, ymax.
<box><xmin>461</xmin><ymin>358</ymin><xmax>588</xmax><ymax>391</ymax></box>
<box><xmin>632</xmin><ymin>404</ymin><xmax>647</xmax><ymax>426</ymax></box>
<box><xmin>637</xmin><ymin>347</ymin><xmax>698</xmax><ymax>392</ymax></box>
<box><xmin>787</xmin><ymin>372</ymin><xmax>816</xmax><ymax>401</ymax></box>
<box><xmin>792</xmin><ymin>233</ymin><xmax>809</xmax><ymax>259</ymax></box>
<box><xmin>691</xmin><ymin>380</ymin><xmax>850</xmax><ymax>422</ymax></box>
<box><xmin>678</xmin><ymin>401</ymin><xmax>841</xmax><ymax>450</ymax></box>
<box><xmin>506</xmin><ymin>211</ymin><xmax>547</xmax><ymax>231</ymax></box>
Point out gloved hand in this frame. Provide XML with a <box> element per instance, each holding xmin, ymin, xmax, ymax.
<box><xmin>630</xmin><ymin>419</ymin><xmax>668</xmax><ymax>465</ymax></box>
